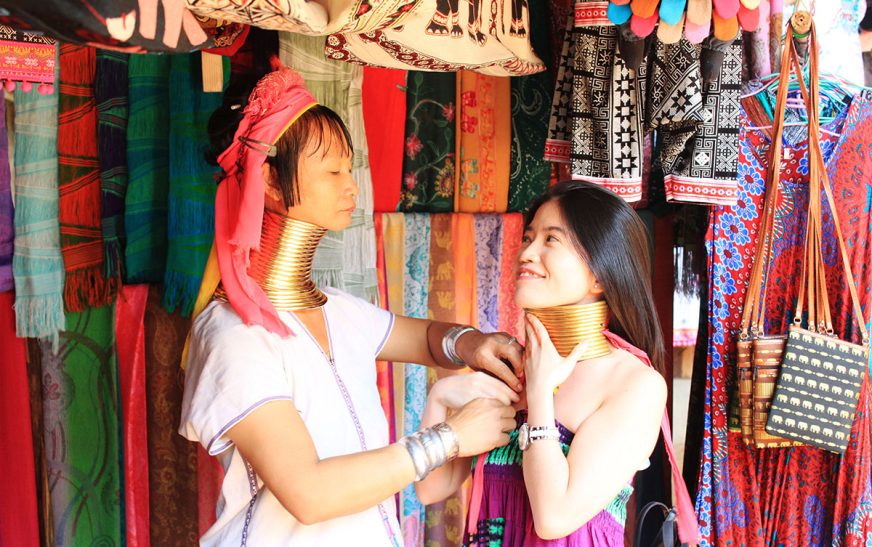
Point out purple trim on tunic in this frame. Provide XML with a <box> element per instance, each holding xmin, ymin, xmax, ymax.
<box><xmin>206</xmin><ymin>395</ymin><xmax>294</xmax><ymax>456</ymax></box>
<box><xmin>375</xmin><ymin>313</ymin><xmax>396</xmax><ymax>356</ymax></box>
<box><xmin>241</xmin><ymin>459</ymin><xmax>259</xmax><ymax>547</ymax></box>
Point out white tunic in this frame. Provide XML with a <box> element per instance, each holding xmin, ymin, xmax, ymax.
<box><xmin>180</xmin><ymin>287</ymin><xmax>402</xmax><ymax>546</ymax></box>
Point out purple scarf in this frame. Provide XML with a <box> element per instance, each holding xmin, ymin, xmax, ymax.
<box><xmin>0</xmin><ymin>98</ymin><xmax>13</xmax><ymax>292</ymax></box>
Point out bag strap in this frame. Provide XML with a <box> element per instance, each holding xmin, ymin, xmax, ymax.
<box><xmin>634</xmin><ymin>501</ymin><xmax>684</xmax><ymax>547</ymax></box>
<box><xmin>789</xmin><ymin>23</ymin><xmax>870</xmax><ymax>345</ymax></box>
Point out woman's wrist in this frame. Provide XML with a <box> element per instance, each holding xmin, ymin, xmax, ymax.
<box><xmin>526</xmin><ymin>385</ymin><xmax>555</xmax><ymax>427</ymax></box>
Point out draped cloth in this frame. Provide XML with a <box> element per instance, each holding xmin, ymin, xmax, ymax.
<box><xmin>0</xmin><ymin>26</ymin><xmax>56</xmax><ymax>94</ymax></box>
<box><xmin>41</xmin><ymin>304</ymin><xmax>122</xmax><ymax>545</ymax></box>
<box><xmin>12</xmin><ymin>52</ymin><xmax>65</xmax><ymax>344</ymax></box>
<box><xmin>381</xmin><ymin>213</ymin><xmax>407</xmax><ymax>449</ymax></box>
<box><xmin>0</xmin><ymin>291</ymin><xmax>40</xmax><ymax>547</ymax></box>
<box><xmin>144</xmin><ymin>285</ymin><xmax>199</xmax><ymax>545</ymax></box>
<box><xmin>695</xmin><ymin>93</ymin><xmax>872</xmax><ymax>546</ymax></box>
<box><xmin>279</xmin><ymin>32</ymin><xmax>379</xmax><ymax>302</ymax></box>
<box><xmin>474</xmin><ymin>215</ymin><xmax>502</xmax><ymax>334</ymax></box>
<box><xmin>58</xmin><ymin>44</ymin><xmax>117</xmax><ymax>311</ymax></box>
<box><xmin>497</xmin><ymin>213</ymin><xmax>524</xmax><ymax>339</ymax></box>
<box><xmin>163</xmin><ymin>54</ymin><xmax>226</xmax><ymax>316</ymax></box>
<box><xmin>455</xmin><ymin>72</ymin><xmax>511</xmax><ymax>213</ymax></box>
<box><xmin>124</xmin><ymin>54</ymin><xmax>170</xmax><ymax>284</ymax></box>
<box><xmin>508</xmin><ymin>0</ymin><xmax>553</xmax><ymax>213</ymax></box>
<box><xmin>0</xmin><ymin>97</ymin><xmax>13</xmax><ymax>291</ymax></box>
<box><xmin>364</xmin><ymin>67</ymin><xmax>406</xmax><ymax>213</ymax></box>
<box><xmin>95</xmin><ymin>50</ymin><xmax>129</xmax><ymax>282</ymax></box>
<box><xmin>115</xmin><ymin>284</ymin><xmax>151</xmax><ymax>547</ymax></box>
<box><xmin>400</xmin><ymin>212</ymin><xmax>430</xmax><ymax>546</ymax></box>
<box><xmin>374</xmin><ymin>214</ymin><xmax>395</xmax><ymax>439</ymax></box>
<box><xmin>399</xmin><ymin>71</ymin><xmax>456</xmax><ymax>212</ymax></box>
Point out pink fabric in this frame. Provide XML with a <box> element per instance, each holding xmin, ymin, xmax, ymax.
<box><xmin>600</xmin><ymin>330</ymin><xmax>700</xmax><ymax>546</ymax></box>
<box><xmin>215</xmin><ymin>66</ymin><xmax>317</xmax><ymax>337</ymax></box>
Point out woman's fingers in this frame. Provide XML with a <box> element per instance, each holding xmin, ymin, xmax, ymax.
<box><xmin>475</xmin><ymin>372</ymin><xmax>520</xmax><ymax>404</ymax></box>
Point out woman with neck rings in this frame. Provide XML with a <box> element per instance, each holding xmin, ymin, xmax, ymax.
<box><xmin>179</xmin><ymin>67</ymin><xmax>522</xmax><ymax>546</ymax></box>
<box><xmin>415</xmin><ymin>181</ymin><xmax>700</xmax><ymax>545</ymax></box>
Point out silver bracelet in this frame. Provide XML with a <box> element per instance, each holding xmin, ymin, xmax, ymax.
<box><xmin>419</xmin><ymin>429</ymin><xmax>446</xmax><ymax>469</ymax></box>
<box><xmin>399</xmin><ymin>434</ymin><xmax>430</xmax><ymax>481</ymax></box>
<box><xmin>431</xmin><ymin>422</ymin><xmax>460</xmax><ymax>461</ymax></box>
<box><xmin>442</xmin><ymin>326</ymin><xmax>476</xmax><ymax>365</ymax></box>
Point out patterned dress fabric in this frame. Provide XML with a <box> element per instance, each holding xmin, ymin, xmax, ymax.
<box><xmin>400</xmin><ymin>71</ymin><xmax>457</xmax><ymax>212</ymax></box>
<box><xmin>695</xmin><ymin>90</ymin><xmax>872</xmax><ymax>546</ymax></box>
<box><xmin>465</xmin><ymin>410</ymin><xmax>632</xmax><ymax>546</ymax></box>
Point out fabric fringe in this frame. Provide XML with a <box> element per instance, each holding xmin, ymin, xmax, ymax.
<box><xmin>63</xmin><ymin>267</ymin><xmax>119</xmax><ymax>313</ymax></box>
<box><xmin>14</xmin><ymin>296</ymin><xmax>64</xmax><ymax>351</ymax></box>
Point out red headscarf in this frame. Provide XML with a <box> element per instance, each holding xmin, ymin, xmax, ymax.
<box><xmin>214</xmin><ymin>66</ymin><xmax>317</xmax><ymax>336</ymax></box>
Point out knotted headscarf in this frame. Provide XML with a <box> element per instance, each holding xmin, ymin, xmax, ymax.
<box><xmin>194</xmin><ymin>66</ymin><xmax>317</xmax><ymax>338</ymax></box>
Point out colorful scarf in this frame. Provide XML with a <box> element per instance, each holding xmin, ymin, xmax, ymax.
<box><xmin>163</xmin><ymin>53</ymin><xmax>227</xmax><ymax>317</ymax></box>
<box><xmin>474</xmin><ymin>214</ymin><xmax>502</xmax><ymax>334</ymax></box>
<box><xmin>0</xmin><ymin>291</ymin><xmax>40</xmax><ymax>547</ymax></box>
<box><xmin>424</xmin><ymin>213</ymin><xmax>469</xmax><ymax>547</ymax></box>
<box><xmin>0</xmin><ymin>97</ymin><xmax>12</xmax><ymax>291</ymax></box>
<box><xmin>12</xmin><ymin>62</ymin><xmax>66</xmax><ymax>342</ymax></box>
<box><xmin>381</xmin><ymin>213</ymin><xmax>407</xmax><ymax>446</ymax></box>
<box><xmin>124</xmin><ymin>54</ymin><xmax>170</xmax><ymax>284</ymax></box>
<box><xmin>364</xmin><ymin>67</ymin><xmax>406</xmax><ymax>213</ymax></box>
<box><xmin>401</xmin><ymin>212</ymin><xmax>430</xmax><ymax>546</ymax></box>
<box><xmin>497</xmin><ymin>213</ymin><xmax>524</xmax><ymax>339</ymax></box>
<box><xmin>41</xmin><ymin>304</ymin><xmax>122</xmax><ymax>545</ymax></box>
<box><xmin>115</xmin><ymin>284</ymin><xmax>151</xmax><ymax>547</ymax></box>
<box><xmin>144</xmin><ymin>285</ymin><xmax>199</xmax><ymax>544</ymax></box>
<box><xmin>455</xmin><ymin>71</ymin><xmax>511</xmax><ymax>213</ymax></box>
<box><xmin>96</xmin><ymin>50</ymin><xmax>129</xmax><ymax>283</ymax></box>
<box><xmin>508</xmin><ymin>0</ymin><xmax>553</xmax><ymax>213</ymax></box>
<box><xmin>400</xmin><ymin>71</ymin><xmax>456</xmax><ymax>212</ymax></box>
<box><xmin>58</xmin><ymin>44</ymin><xmax>116</xmax><ymax>311</ymax></box>
<box><xmin>0</xmin><ymin>26</ymin><xmax>56</xmax><ymax>94</ymax></box>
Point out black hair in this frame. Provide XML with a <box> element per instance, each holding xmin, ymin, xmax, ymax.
<box><xmin>206</xmin><ymin>75</ymin><xmax>353</xmax><ymax>209</ymax></box>
<box><xmin>524</xmin><ymin>181</ymin><xmax>666</xmax><ymax>375</ymax></box>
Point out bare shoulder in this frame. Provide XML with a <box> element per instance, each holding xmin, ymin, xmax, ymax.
<box><xmin>608</xmin><ymin>349</ymin><xmax>667</xmax><ymax>412</ymax></box>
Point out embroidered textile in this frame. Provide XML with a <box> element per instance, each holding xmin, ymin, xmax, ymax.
<box><xmin>124</xmin><ymin>54</ymin><xmax>169</xmax><ymax>284</ymax></box>
<box><xmin>96</xmin><ymin>50</ymin><xmax>129</xmax><ymax>282</ymax></box>
<box><xmin>695</xmin><ymin>92</ymin><xmax>872</xmax><ymax>546</ymax></box>
<box><xmin>12</xmin><ymin>57</ymin><xmax>65</xmax><ymax>342</ymax></box>
<box><xmin>400</xmin><ymin>71</ymin><xmax>457</xmax><ymax>212</ymax></box>
<box><xmin>456</xmin><ymin>71</ymin><xmax>510</xmax><ymax>213</ymax></box>
<box><xmin>0</xmin><ymin>25</ymin><xmax>55</xmax><ymax>93</ymax></box>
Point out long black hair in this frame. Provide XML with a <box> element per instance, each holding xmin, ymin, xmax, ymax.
<box><xmin>205</xmin><ymin>74</ymin><xmax>353</xmax><ymax>209</ymax></box>
<box><xmin>524</xmin><ymin>180</ymin><xmax>666</xmax><ymax>375</ymax></box>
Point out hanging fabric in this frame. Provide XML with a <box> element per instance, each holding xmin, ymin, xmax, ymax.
<box><xmin>163</xmin><ymin>53</ymin><xmax>226</xmax><ymax>316</ymax></box>
<box><xmin>401</xmin><ymin>212</ymin><xmax>430</xmax><ymax>546</ymax></box>
<box><xmin>696</xmin><ymin>79</ymin><xmax>872</xmax><ymax>547</ymax></box>
<box><xmin>399</xmin><ymin>71</ymin><xmax>456</xmax><ymax>212</ymax></box>
<box><xmin>324</xmin><ymin>0</ymin><xmax>546</xmax><ymax>76</ymax></box>
<box><xmin>279</xmin><ymin>32</ymin><xmax>379</xmax><ymax>302</ymax></box>
<box><xmin>115</xmin><ymin>284</ymin><xmax>151</xmax><ymax>547</ymax></box>
<box><xmin>0</xmin><ymin>97</ymin><xmax>12</xmax><ymax>292</ymax></box>
<box><xmin>508</xmin><ymin>0</ymin><xmax>553</xmax><ymax>213</ymax></box>
<box><xmin>742</xmin><ymin>0</ymin><xmax>771</xmax><ymax>81</ymax></box>
<box><xmin>11</xmin><ymin>53</ymin><xmax>65</xmax><ymax>342</ymax></box>
<box><xmin>474</xmin><ymin>214</ymin><xmax>503</xmax><ymax>334</ymax></box>
<box><xmin>363</xmin><ymin>66</ymin><xmax>406</xmax><ymax>212</ymax></box>
<box><xmin>373</xmin><ymin>213</ymin><xmax>395</xmax><ymax>439</ymax></box>
<box><xmin>381</xmin><ymin>212</ymin><xmax>407</xmax><ymax>448</ymax></box>
<box><xmin>455</xmin><ymin>71</ymin><xmax>511</xmax><ymax>213</ymax></box>
<box><xmin>144</xmin><ymin>285</ymin><xmax>200</xmax><ymax>544</ymax></box>
<box><xmin>96</xmin><ymin>50</ymin><xmax>129</xmax><ymax>283</ymax></box>
<box><xmin>543</xmin><ymin>15</ymin><xmax>573</xmax><ymax>165</ymax></box>
<box><xmin>58</xmin><ymin>44</ymin><xmax>117</xmax><ymax>311</ymax></box>
<box><xmin>0</xmin><ymin>291</ymin><xmax>40</xmax><ymax>547</ymax></box>
<box><xmin>0</xmin><ymin>1</ymin><xmax>247</xmax><ymax>53</ymax></box>
<box><xmin>41</xmin><ymin>304</ymin><xmax>122</xmax><ymax>545</ymax></box>
<box><xmin>124</xmin><ymin>54</ymin><xmax>170</xmax><ymax>284</ymax></box>
<box><xmin>497</xmin><ymin>213</ymin><xmax>524</xmax><ymax>340</ymax></box>
<box><xmin>0</xmin><ymin>25</ymin><xmax>55</xmax><ymax>93</ymax></box>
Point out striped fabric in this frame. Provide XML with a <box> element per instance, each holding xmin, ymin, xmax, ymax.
<box><xmin>0</xmin><ymin>97</ymin><xmax>13</xmax><ymax>291</ymax></box>
<box><xmin>95</xmin><ymin>50</ymin><xmax>129</xmax><ymax>282</ymax></box>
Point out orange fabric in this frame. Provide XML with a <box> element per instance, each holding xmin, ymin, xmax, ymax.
<box><xmin>713</xmin><ymin>12</ymin><xmax>740</xmax><ymax>40</ymax></box>
<box><xmin>374</xmin><ymin>213</ymin><xmax>394</xmax><ymax>440</ymax></box>
<box><xmin>498</xmin><ymin>214</ymin><xmax>524</xmax><ymax>340</ymax></box>
<box><xmin>455</xmin><ymin>72</ymin><xmax>511</xmax><ymax>213</ymax></box>
<box><xmin>631</xmin><ymin>0</ymin><xmax>660</xmax><ymax>18</ymax></box>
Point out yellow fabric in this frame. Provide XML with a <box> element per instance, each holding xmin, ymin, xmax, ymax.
<box><xmin>180</xmin><ymin>242</ymin><xmax>220</xmax><ymax>370</ymax></box>
<box><xmin>381</xmin><ymin>213</ymin><xmax>406</xmax><ymax>438</ymax></box>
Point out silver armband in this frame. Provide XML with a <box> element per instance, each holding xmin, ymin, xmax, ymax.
<box><xmin>442</xmin><ymin>325</ymin><xmax>476</xmax><ymax>366</ymax></box>
<box><xmin>399</xmin><ymin>422</ymin><xmax>459</xmax><ymax>481</ymax></box>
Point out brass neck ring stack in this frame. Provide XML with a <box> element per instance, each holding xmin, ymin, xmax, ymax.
<box><xmin>526</xmin><ymin>300</ymin><xmax>611</xmax><ymax>360</ymax></box>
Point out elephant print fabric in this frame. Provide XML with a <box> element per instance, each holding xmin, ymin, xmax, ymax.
<box><xmin>324</xmin><ymin>0</ymin><xmax>546</xmax><ymax>76</ymax></box>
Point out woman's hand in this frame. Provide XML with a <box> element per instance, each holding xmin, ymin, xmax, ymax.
<box><xmin>524</xmin><ymin>314</ymin><xmax>587</xmax><ymax>401</ymax></box>
<box><xmin>455</xmin><ymin>330</ymin><xmax>525</xmax><ymax>391</ymax></box>
<box><xmin>430</xmin><ymin>371</ymin><xmax>520</xmax><ymax>410</ymax></box>
<box><xmin>445</xmin><ymin>398</ymin><xmax>516</xmax><ymax>457</ymax></box>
